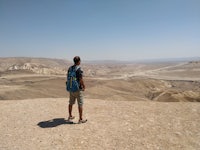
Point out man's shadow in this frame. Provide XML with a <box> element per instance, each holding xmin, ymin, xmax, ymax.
<box><xmin>37</xmin><ymin>118</ymin><xmax>74</xmax><ymax>128</ymax></box>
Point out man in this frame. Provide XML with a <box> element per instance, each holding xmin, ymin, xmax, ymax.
<box><xmin>67</xmin><ymin>56</ymin><xmax>87</xmax><ymax>124</ymax></box>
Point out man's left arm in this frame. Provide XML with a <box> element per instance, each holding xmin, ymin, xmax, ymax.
<box><xmin>80</xmin><ymin>77</ymin><xmax>85</xmax><ymax>91</ymax></box>
<box><xmin>78</xmin><ymin>68</ymin><xmax>85</xmax><ymax>91</ymax></box>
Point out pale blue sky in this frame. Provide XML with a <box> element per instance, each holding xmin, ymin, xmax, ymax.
<box><xmin>0</xmin><ymin>0</ymin><xmax>200</xmax><ymax>61</ymax></box>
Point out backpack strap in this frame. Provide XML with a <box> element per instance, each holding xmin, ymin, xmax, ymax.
<box><xmin>68</xmin><ymin>65</ymin><xmax>81</xmax><ymax>81</ymax></box>
<box><xmin>75</xmin><ymin>65</ymin><xmax>80</xmax><ymax>71</ymax></box>
<box><xmin>70</xmin><ymin>65</ymin><xmax>80</xmax><ymax>71</ymax></box>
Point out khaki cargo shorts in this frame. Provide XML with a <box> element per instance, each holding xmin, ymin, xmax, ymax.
<box><xmin>69</xmin><ymin>90</ymin><xmax>83</xmax><ymax>106</ymax></box>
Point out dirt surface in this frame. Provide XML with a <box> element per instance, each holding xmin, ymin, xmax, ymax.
<box><xmin>0</xmin><ymin>98</ymin><xmax>200</xmax><ymax>150</ymax></box>
<box><xmin>0</xmin><ymin>74</ymin><xmax>200</xmax><ymax>102</ymax></box>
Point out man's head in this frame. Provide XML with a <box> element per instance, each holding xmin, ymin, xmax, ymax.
<box><xmin>73</xmin><ymin>56</ymin><xmax>81</xmax><ymax>65</ymax></box>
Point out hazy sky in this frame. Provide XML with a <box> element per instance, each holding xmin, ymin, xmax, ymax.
<box><xmin>0</xmin><ymin>0</ymin><xmax>200</xmax><ymax>61</ymax></box>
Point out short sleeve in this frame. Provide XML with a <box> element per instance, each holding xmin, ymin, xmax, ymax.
<box><xmin>76</xmin><ymin>68</ymin><xmax>83</xmax><ymax>79</ymax></box>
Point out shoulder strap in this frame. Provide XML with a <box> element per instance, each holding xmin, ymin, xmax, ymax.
<box><xmin>71</xmin><ymin>65</ymin><xmax>80</xmax><ymax>71</ymax></box>
<box><xmin>75</xmin><ymin>66</ymin><xmax>80</xmax><ymax>71</ymax></box>
<box><xmin>69</xmin><ymin>65</ymin><xmax>77</xmax><ymax>71</ymax></box>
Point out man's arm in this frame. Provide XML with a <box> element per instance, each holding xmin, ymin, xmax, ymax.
<box><xmin>77</xmin><ymin>67</ymin><xmax>85</xmax><ymax>91</ymax></box>
<box><xmin>80</xmin><ymin>77</ymin><xmax>85</xmax><ymax>91</ymax></box>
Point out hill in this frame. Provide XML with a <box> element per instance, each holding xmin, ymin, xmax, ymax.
<box><xmin>0</xmin><ymin>57</ymin><xmax>70</xmax><ymax>75</ymax></box>
<box><xmin>0</xmin><ymin>57</ymin><xmax>200</xmax><ymax>102</ymax></box>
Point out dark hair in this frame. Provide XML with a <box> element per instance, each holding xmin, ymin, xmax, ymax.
<box><xmin>73</xmin><ymin>56</ymin><xmax>81</xmax><ymax>64</ymax></box>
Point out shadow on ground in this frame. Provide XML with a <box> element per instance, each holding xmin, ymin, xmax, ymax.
<box><xmin>37</xmin><ymin>118</ymin><xmax>74</xmax><ymax>128</ymax></box>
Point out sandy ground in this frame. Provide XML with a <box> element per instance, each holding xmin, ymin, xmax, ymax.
<box><xmin>1</xmin><ymin>74</ymin><xmax>200</xmax><ymax>102</ymax></box>
<box><xmin>0</xmin><ymin>98</ymin><xmax>200</xmax><ymax>150</ymax></box>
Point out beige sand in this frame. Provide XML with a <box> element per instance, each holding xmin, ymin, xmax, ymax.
<box><xmin>0</xmin><ymin>98</ymin><xmax>200</xmax><ymax>150</ymax></box>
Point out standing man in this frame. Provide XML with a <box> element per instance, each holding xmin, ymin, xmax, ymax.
<box><xmin>66</xmin><ymin>56</ymin><xmax>87</xmax><ymax>124</ymax></box>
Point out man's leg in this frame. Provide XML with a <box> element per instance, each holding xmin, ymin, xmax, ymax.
<box><xmin>68</xmin><ymin>92</ymin><xmax>75</xmax><ymax>120</ymax></box>
<box><xmin>78</xmin><ymin>105</ymin><xmax>87</xmax><ymax>123</ymax></box>
<box><xmin>77</xmin><ymin>91</ymin><xmax>87</xmax><ymax>123</ymax></box>
<box><xmin>78</xmin><ymin>106</ymin><xmax>83</xmax><ymax>120</ymax></box>
<box><xmin>69</xmin><ymin>104</ymin><xmax>73</xmax><ymax>117</ymax></box>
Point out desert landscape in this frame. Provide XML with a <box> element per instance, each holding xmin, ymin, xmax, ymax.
<box><xmin>0</xmin><ymin>57</ymin><xmax>200</xmax><ymax>149</ymax></box>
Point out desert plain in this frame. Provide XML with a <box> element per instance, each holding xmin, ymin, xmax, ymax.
<box><xmin>0</xmin><ymin>57</ymin><xmax>200</xmax><ymax>150</ymax></box>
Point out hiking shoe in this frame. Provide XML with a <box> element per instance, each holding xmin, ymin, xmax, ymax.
<box><xmin>78</xmin><ymin>119</ymin><xmax>87</xmax><ymax>124</ymax></box>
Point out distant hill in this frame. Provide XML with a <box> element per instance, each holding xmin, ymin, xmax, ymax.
<box><xmin>84</xmin><ymin>57</ymin><xmax>200</xmax><ymax>64</ymax></box>
<box><xmin>134</xmin><ymin>57</ymin><xmax>200</xmax><ymax>63</ymax></box>
<box><xmin>1</xmin><ymin>57</ymin><xmax>200</xmax><ymax>76</ymax></box>
<box><xmin>0</xmin><ymin>57</ymin><xmax>71</xmax><ymax>75</ymax></box>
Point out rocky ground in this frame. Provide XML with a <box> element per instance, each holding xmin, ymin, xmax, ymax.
<box><xmin>0</xmin><ymin>98</ymin><xmax>200</xmax><ymax>150</ymax></box>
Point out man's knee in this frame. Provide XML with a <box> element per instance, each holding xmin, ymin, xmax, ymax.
<box><xmin>78</xmin><ymin>98</ymin><xmax>83</xmax><ymax>106</ymax></box>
